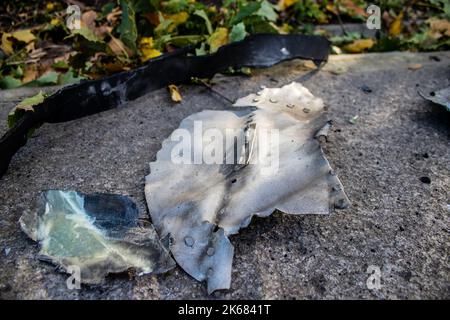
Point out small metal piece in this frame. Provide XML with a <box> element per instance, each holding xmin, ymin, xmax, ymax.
<box><xmin>252</xmin><ymin>98</ymin><xmax>259</xmax><ymax>102</ymax></box>
<box><xmin>303</xmin><ymin>107</ymin><xmax>310</xmax><ymax>113</ymax></box>
<box><xmin>207</xmin><ymin>247</ymin><xmax>215</xmax><ymax>256</ymax></box>
<box><xmin>270</xmin><ymin>98</ymin><xmax>278</xmax><ymax>103</ymax></box>
<box><xmin>184</xmin><ymin>236</ymin><xmax>195</xmax><ymax>247</ymax></box>
<box><xmin>256</xmin><ymin>91</ymin><xmax>262</xmax><ymax>96</ymax></box>
<box><xmin>286</xmin><ymin>104</ymin><xmax>295</xmax><ymax>108</ymax></box>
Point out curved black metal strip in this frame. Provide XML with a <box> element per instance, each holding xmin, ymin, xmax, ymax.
<box><xmin>0</xmin><ymin>34</ymin><xmax>329</xmax><ymax>178</ymax></box>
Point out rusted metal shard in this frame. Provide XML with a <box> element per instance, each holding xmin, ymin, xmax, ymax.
<box><xmin>145</xmin><ymin>82</ymin><xmax>349</xmax><ymax>293</ymax></box>
<box><xmin>19</xmin><ymin>190</ymin><xmax>175</xmax><ymax>284</ymax></box>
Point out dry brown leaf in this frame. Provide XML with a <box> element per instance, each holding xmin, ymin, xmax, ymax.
<box><xmin>108</xmin><ymin>36</ymin><xmax>133</xmax><ymax>57</ymax></box>
<box><xmin>408</xmin><ymin>63</ymin><xmax>422</xmax><ymax>71</ymax></box>
<box><xmin>107</xmin><ymin>8</ymin><xmax>122</xmax><ymax>24</ymax></box>
<box><xmin>428</xmin><ymin>18</ymin><xmax>450</xmax><ymax>39</ymax></box>
<box><xmin>81</xmin><ymin>11</ymin><xmax>98</xmax><ymax>29</ymax></box>
<box><xmin>168</xmin><ymin>84</ymin><xmax>182</xmax><ymax>102</ymax></box>
<box><xmin>22</xmin><ymin>65</ymin><xmax>38</xmax><ymax>83</ymax></box>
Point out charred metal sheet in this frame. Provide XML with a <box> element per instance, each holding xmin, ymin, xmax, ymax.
<box><xmin>19</xmin><ymin>190</ymin><xmax>175</xmax><ymax>284</ymax></box>
<box><xmin>145</xmin><ymin>82</ymin><xmax>349</xmax><ymax>293</ymax></box>
<box><xmin>0</xmin><ymin>34</ymin><xmax>330</xmax><ymax>179</ymax></box>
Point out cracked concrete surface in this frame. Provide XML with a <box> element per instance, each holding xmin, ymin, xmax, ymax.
<box><xmin>0</xmin><ymin>52</ymin><xmax>449</xmax><ymax>299</ymax></box>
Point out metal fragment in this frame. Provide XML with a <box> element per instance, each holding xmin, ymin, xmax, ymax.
<box><xmin>145</xmin><ymin>82</ymin><xmax>349</xmax><ymax>294</ymax></box>
<box><xmin>19</xmin><ymin>190</ymin><xmax>175</xmax><ymax>284</ymax></box>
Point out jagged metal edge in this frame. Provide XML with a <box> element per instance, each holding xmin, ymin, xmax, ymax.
<box><xmin>145</xmin><ymin>82</ymin><xmax>349</xmax><ymax>294</ymax></box>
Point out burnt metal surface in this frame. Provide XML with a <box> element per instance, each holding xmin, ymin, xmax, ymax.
<box><xmin>19</xmin><ymin>190</ymin><xmax>175</xmax><ymax>284</ymax></box>
<box><xmin>0</xmin><ymin>34</ymin><xmax>329</xmax><ymax>179</ymax></box>
<box><xmin>145</xmin><ymin>82</ymin><xmax>349</xmax><ymax>293</ymax></box>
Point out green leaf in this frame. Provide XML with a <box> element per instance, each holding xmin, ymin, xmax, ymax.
<box><xmin>230</xmin><ymin>2</ymin><xmax>261</xmax><ymax>25</ymax></box>
<box><xmin>195</xmin><ymin>42</ymin><xmax>207</xmax><ymax>56</ymax></box>
<box><xmin>118</xmin><ymin>0</ymin><xmax>138</xmax><ymax>53</ymax></box>
<box><xmin>194</xmin><ymin>9</ymin><xmax>213</xmax><ymax>35</ymax></box>
<box><xmin>0</xmin><ymin>76</ymin><xmax>22</xmax><ymax>89</ymax></box>
<box><xmin>257</xmin><ymin>0</ymin><xmax>277</xmax><ymax>22</ymax></box>
<box><xmin>58</xmin><ymin>68</ymin><xmax>86</xmax><ymax>85</ymax></box>
<box><xmin>230</xmin><ymin>22</ymin><xmax>247</xmax><ymax>42</ymax></box>
<box><xmin>169</xmin><ymin>35</ymin><xmax>205</xmax><ymax>47</ymax></box>
<box><xmin>70</xmin><ymin>28</ymin><xmax>102</xmax><ymax>43</ymax></box>
<box><xmin>24</xmin><ymin>71</ymin><xmax>59</xmax><ymax>87</ymax></box>
<box><xmin>8</xmin><ymin>91</ymin><xmax>46</xmax><ymax>128</ymax></box>
<box><xmin>100</xmin><ymin>2</ymin><xmax>115</xmax><ymax>17</ymax></box>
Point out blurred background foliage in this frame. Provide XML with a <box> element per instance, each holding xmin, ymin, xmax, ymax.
<box><xmin>0</xmin><ymin>0</ymin><xmax>449</xmax><ymax>89</ymax></box>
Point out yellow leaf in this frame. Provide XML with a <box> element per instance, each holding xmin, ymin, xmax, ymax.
<box><xmin>166</xmin><ymin>12</ymin><xmax>189</xmax><ymax>25</ymax></box>
<box><xmin>1</xmin><ymin>33</ymin><xmax>13</xmax><ymax>55</ymax></box>
<box><xmin>168</xmin><ymin>84</ymin><xmax>182</xmax><ymax>103</ymax></box>
<box><xmin>50</xmin><ymin>18</ymin><xmax>60</xmax><ymax>26</ymax></box>
<box><xmin>139</xmin><ymin>37</ymin><xmax>162</xmax><ymax>62</ymax></box>
<box><xmin>208</xmin><ymin>28</ymin><xmax>229</xmax><ymax>53</ymax></box>
<box><xmin>12</xmin><ymin>29</ymin><xmax>36</xmax><ymax>43</ymax></box>
<box><xmin>1</xmin><ymin>29</ymin><xmax>35</xmax><ymax>56</ymax></box>
<box><xmin>343</xmin><ymin>38</ymin><xmax>375</xmax><ymax>53</ymax></box>
<box><xmin>277</xmin><ymin>0</ymin><xmax>298</xmax><ymax>11</ymax></box>
<box><xmin>389</xmin><ymin>11</ymin><xmax>404</xmax><ymax>37</ymax></box>
<box><xmin>46</xmin><ymin>2</ymin><xmax>55</xmax><ymax>12</ymax></box>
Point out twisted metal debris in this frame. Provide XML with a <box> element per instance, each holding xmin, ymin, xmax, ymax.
<box><xmin>145</xmin><ymin>82</ymin><xmax>349</xmax><ymax>293</ymax></box>
<box><xmin>20</xmin><ymin>190</ymin><xmax>175</xmax><ymax>284</ymax></box>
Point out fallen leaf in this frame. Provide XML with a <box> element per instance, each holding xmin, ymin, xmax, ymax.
<box><xmin>230</xmin><ymin>22</ymin><xmax>247</xmax><ymax>42</ymax></box>
<box><xmin>389</xmin><ymin>11</ymin><xmax>404</xmax><ymax>37</ymax></box>
<box><xmin>118</xmin><ymin>0</ymin><xmax>138</xmax><ymax>53</ymax></box>
<box><xmin>139</xmin><ymin>37</ymin><xmax>161</xmax><ymax>62</ymax></box>
<box><xmin>428</xmin><ymin>18</ymin><xmax>450</xmax><ymax>39</ymax></box>
<box><xmin>343</xmin><ymin>38</ymin><xmax>375</xmax><ymax>53</ymax></box>
<box><xmin>107</xmin><ymin>7</ymin><xmax>122</xmax><ymax>24</ymax></box>
<box><xmin>0</xmin><ymin>75</ymin><xmax>22</xmax><ymax>89</ymax></box>
<box><xmin>194</xmin><ymin>10</ymin><xmax>213</xmax><ymax>35</ymax></box>
<box><xmin>11</xmin><ymin>29</ymin><xmax>36</xmax><ymax>43</ymax></box>
<box><xmin>70</xmin><ymin>27</ymin><xmax>102</xmax><ymax>43</ymax></box>
<box><xmin>208</xmin><ymin>28</ymin><xmax>229</xmax><ymax>53</ymax></box>
<box><xmin>277</xmin><ymin>0</ymin><xmax>298</xmax><ymax>11</ymax></box>
<box><xmin>81</xmin><ymin>11</ymin><xmax>98</xmax><ymax>30</ymax></box>
<box><xmin>108</xmin><ymin>36</ymin><xmax>133</xmax><ymax>57</ymax></box>
<box><xmin>15</xmin><ymin>91</ymin><xmax>46</xmax><ymax>112</ymax></box>
<box><xmin>168</xmin><ymin>84</ymin><xmax>182</xmax><ymax>102</ymax></box>
<box><xmin>24</xmin><ymin>71</ymin><xmax>59</xmax><ymax>87</ymax></box>
<box><xmin>1</xmin><ymin>29</ymin><xmax>35</xmax><ymax>55</ymax></box>
<box><xmin>22</xmin><ymin>65</ymin><xmax>38</xmax><ymax>83</ymax></box>
<box><xmin>1</xmin><ymin>33</ymin><xmax>13</xmax><ymax>55</ymax></box>
<box><xmin>166</xmin><ymin>12</ymin><xmax>189</xmax><ymax>32</ymax></box>
<box><xmin>408</xmin><ymin>63</ymin><xmax>422</xmax><ymax>70</ymax></box>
